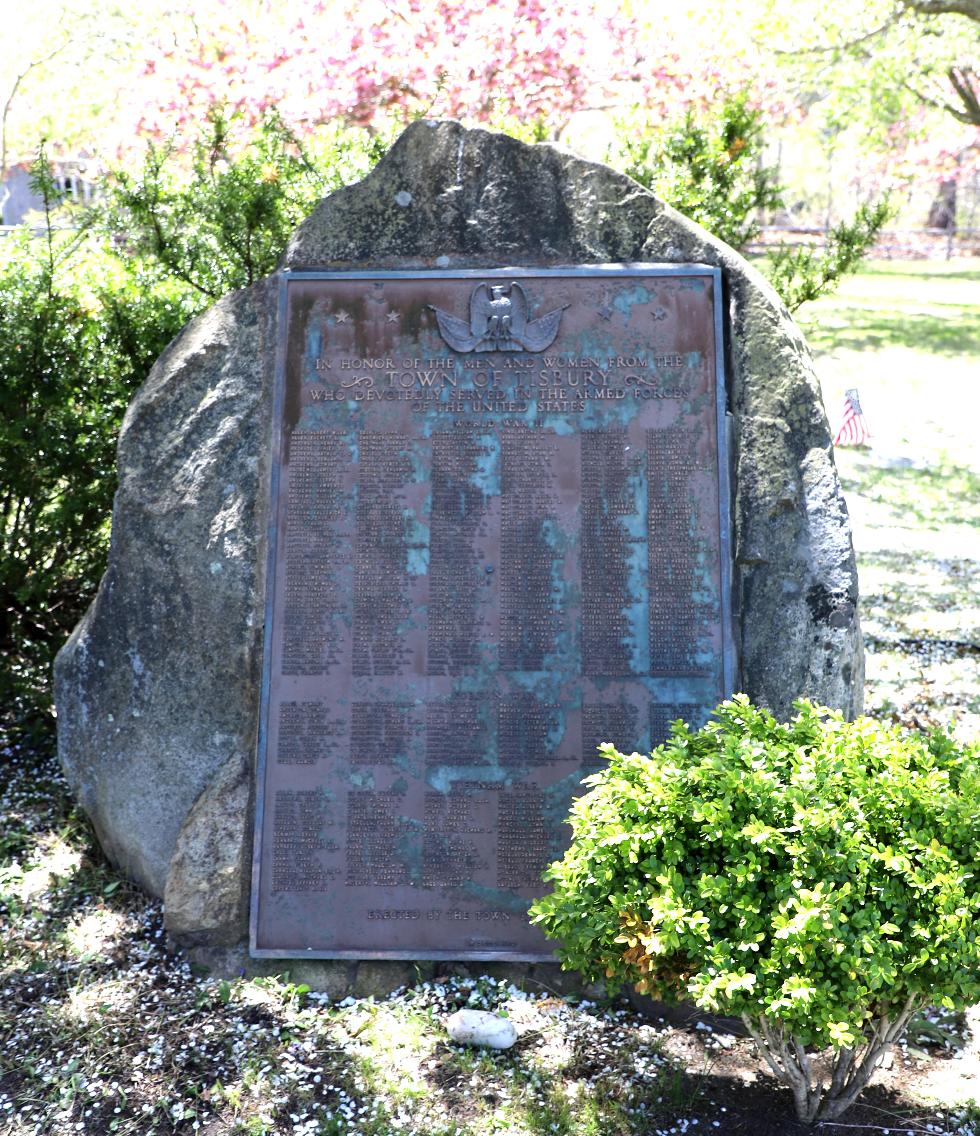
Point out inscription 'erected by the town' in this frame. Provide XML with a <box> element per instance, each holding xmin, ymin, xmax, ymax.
<box><xmin>250</xmin><ymin>266</ymin><xmax>734</xmax><ymax>960</ymax></box>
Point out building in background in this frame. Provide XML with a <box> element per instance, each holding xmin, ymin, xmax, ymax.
<box><xmin>1</xmin><ymin>155</ymin><xmax>102</xmax><ymax>227</ymax></box>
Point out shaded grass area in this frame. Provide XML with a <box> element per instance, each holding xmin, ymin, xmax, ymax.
<box><xmin>807</xmin><ymin>307</ymin><xmax>979</xmax><ymax>356</ymax></box>
<box><xmin>840</xmin><ymin>452</ymin><xmax>980</xmax><ymax>532</ymax></box>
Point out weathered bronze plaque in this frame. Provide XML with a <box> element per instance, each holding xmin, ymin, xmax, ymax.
<box><xmin>250</xmin><ymin>265</ymin><xmax>734</xmax><ymax>959</ymax></box>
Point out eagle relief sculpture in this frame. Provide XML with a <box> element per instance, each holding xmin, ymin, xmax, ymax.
<box><xmin>430</xmin><ymin>282</ymin><xmax>566</xmax><ymax>353</ymax></box>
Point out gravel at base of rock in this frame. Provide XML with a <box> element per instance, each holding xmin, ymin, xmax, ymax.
<box><xmin>446</xmin><ymin>1007</ymin><xmax>519</xmax><ymax>1049</ymax></box>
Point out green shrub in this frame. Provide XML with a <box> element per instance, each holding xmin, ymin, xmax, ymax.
<box><xmin>763</xmin><ymin>200</ymin><xmax>892</xmax><ymax>311</ymax></box>
<box><xmin>530</xmin><ymin>696</ymin><xmax>980</xmax><ymax>1123</ymax></box>
<box><xmin>103</xmin><ymin>108</ymin><xmax>389</xmax><ymax>299</ymax></box>
<box><xmin>618</xmin><ymin>91</ymin><xmax>784</xmax><ymax>253</ymax></box>
<box><xmin>0</xmin><ymin>119</ymin><xmax>386</xmax><ymax>736</ymax></box>
<box><xmin>0</xmin><ymin>160</ymin><xmax>196</xmax><ymax>737</ymax></box>
<box><xmin>615</xmin><ymin>94</ymin><xmax>889</xmax><ymax>311</ymax></box>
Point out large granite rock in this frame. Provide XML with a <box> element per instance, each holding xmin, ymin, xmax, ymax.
<box><xmin>54</xmin><ymin>120</ymin><xmax>862</xmax><ymax>957</ymax></box>
<box><xmin>55</xmin><ymin>281</ymin><xmax>276</xmax><ymax>921</ymax></box>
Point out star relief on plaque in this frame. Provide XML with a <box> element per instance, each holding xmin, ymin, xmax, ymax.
<box><xmin>430</xmin><ymin>281</ymin><xmax>567</xmax><ymax>353</ymax></box>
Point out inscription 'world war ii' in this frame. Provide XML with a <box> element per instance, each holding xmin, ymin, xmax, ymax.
<box><xmin>250</xmin><ymin>266</ymin><xmax>734</xmax><ymax>960</ymax></box>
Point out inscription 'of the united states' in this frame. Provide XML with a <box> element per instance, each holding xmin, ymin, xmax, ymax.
<box><xmin>251</xmin><ymin>266</ymin><xmax>734</xmax><ymax>960</ymax></box>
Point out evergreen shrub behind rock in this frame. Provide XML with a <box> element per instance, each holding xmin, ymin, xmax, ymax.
<box><xmin>0</xmin><ymin>205</ymin><xmax>194</xmax><ymax>736</ymax></box>
<box><xmin>531</xmin><ymin>696</ymin><xmax>980</xmax><ymax>1123</ymax></box>
<box><xmin>0</xmin><ymin>119</ymin><xmax>382</xmax><ymax>736</ymax></box>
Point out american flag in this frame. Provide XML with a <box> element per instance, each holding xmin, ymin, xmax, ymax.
<box><xmin>833</xmin><ymin>388</ymin><xmax>870</xmax><ymax>447</ymax></box>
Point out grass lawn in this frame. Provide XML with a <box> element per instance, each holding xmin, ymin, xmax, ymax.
<box><xmin>0</xmin><ymin>259</ymin><xmax>978</xmax><ymax>1136</ymax></box>
<box><xmin>797</xmin><ymin>259</ymin><xmax>980</xmax><ymax>740</ymax></box>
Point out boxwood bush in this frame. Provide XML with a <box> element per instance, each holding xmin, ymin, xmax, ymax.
<box><xmin>530</xmin><ymin>696</ymin><xmax>980</xmax><ymax>1122</ymax></box>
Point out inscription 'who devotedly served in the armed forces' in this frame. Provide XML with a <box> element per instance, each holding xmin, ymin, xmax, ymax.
<box><xmin>250</xmin><ymin>266</ymin><xmax>735</xmax><ymax>960</ymax></box>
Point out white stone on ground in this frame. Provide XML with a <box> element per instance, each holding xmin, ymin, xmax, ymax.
<box><xmin>445</xmin><ymin>1008</ymin><xmax>518</xmax><ymax>1049</ymax></box>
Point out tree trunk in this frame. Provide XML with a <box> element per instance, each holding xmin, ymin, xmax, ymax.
<box><xmin>928</xmin><ymin>179</ymin><xmax>957</xmax><ymax>230</ymax></box>
<box><xmin>743</xmin><ymin>999</ymin><xmax>921</xmax><ymax>1125</ymax></box>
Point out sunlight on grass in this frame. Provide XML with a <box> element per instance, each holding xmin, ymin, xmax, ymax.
<box><xmin>814</xmin><ymin>354</ymin><xmax>979</xmax><ymax>475</ymax></box>
<box><xmin>239</xmin><ymin>976</ymin><xmax>292</xmax><ymax>1013</ymax></box>
<box><xmin>355</xmin><ymin>1004</ymin><xmax>437</xmax><ymax>1098</ymax></box>
<box><xmin>64</xmin><ymin>976</ymin><xmax>140</xmax><ymax>1025</ymax></box>
<box><xmin>14</xmin><ymin>833</ymin><xmax>83</xmax><ymax>902</ymax></box>
<box><xmin>64</xmin><ymin>906</ymin><xmax>131</xmax><ymax>958</ymax></box>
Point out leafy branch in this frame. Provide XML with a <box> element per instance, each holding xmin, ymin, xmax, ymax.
<box><xmin>617</xmin><ymin>95</ymin><xmax>888</xmax><ymax>310</ymax></box>
<box><xmin>766</xmin><ymin>201</ymin><xmax>893</xmax><ymax>312</ymax></box>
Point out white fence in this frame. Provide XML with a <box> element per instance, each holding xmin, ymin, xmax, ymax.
<box><xmin>746</xmin><ymin>226</ymin><xmax>980</xmax><ymax>260</ymax></box>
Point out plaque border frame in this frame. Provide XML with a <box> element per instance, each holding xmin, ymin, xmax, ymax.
<box><xmin>249</xmin><ymin>263</ymin><xmax>735</xmax><ymax>960</ymax></box>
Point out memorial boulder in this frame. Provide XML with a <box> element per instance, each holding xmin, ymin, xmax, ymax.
<box><xmin>54</xmin><ymin>120</ymin><xmax>862</xmax><ymax>968</ymax></box>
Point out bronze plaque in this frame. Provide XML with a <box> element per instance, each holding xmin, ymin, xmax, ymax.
<box><xmin>250</xmin><ymin>266</ymin><xmax>734</xmax><ymax>959</ymax></box>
